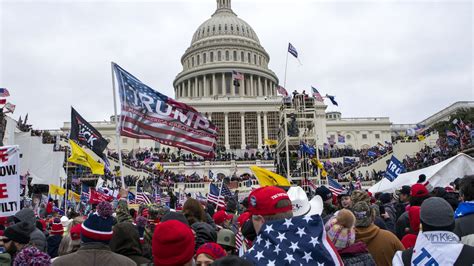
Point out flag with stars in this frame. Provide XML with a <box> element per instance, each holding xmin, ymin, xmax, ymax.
<box><xmin>112</xmin><ymin>63</ymin><xmax>218</xmax><ymax>158</ymax></box>
<box><xmin>243</xmin><ymin>215</ymin><xmax>342</xmax><ymax>265</ymax></box>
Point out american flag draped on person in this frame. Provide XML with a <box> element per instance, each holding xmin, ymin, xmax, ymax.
<box><xmin>243</xmin><ymin>214</ymin><xmax>342</xmax><ymax>265</ymax></box>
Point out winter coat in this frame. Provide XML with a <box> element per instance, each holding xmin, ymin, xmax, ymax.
<box><xmin>454</xmin><ymin>201</ymin><xmax>474</xmax><ymax>246</ymax></box>
<box><xmin>110</xmin><ymin>223</ymin><xmax>151</xmax><ymax>266</ymax></box>
<box><xmin>47</xmin><ymin>235</ymin><xmax>62</xmax><ymax>259</ymax></box>
<box><xmin>382</xmin><ymin>203</ymin><xmax>397</xmax><ymax>233</ymax></box>
<box><xmin>396</xmin><ymin>211</ymin><xmax>410</xmax><ymax>239</ymax></box>
<box><xmin>14</xmin><ymin>208</ymin><xmax>47</xmax><ymax>252</ymax></box>
<box><xmin>356</xmin><ymin>224</ymin><xmax>405</xmax><ymax>266</ymax></box>
<box><xmin>191</xmin><ymin>222</ymin><xmax>217</xmax><ymax>251</ymax></box>
<box><xmin>338</xmin><ymin>241</ymin><xmax>376</xmax><ymax>266</ymax></box>
<box><xmin>52</xmin><ymin>242</ymin><xmax>136</xmax><ymax>266</ymax></box>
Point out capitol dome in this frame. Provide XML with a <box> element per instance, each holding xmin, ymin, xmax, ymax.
<box><xmin>173</xmin><ymin>0</ymin><xmax>279</xmax><ymax>100</ymax></box>
<box><xmin>191</xmin><ymin>6</ymin><xmax>260</xmax><ymax>45</ymax></box>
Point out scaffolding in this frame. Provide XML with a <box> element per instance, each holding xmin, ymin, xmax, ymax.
<box><xmin>276</xmin><ymin>94</ymin><xmax>323</xmax><ymax>190</ymax></box>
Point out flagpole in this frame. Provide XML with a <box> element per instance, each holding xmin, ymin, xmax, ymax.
<box><xmin>215</xmin><ymin>178</ymin><xmax>225</xmax><ymax>212</ymax></box>
<box><xmin>111</xmin><ymin>62</ymin><xmax>126</xmax><ymax>189</ymax></box>
<box><xmin>283</xmin><ymin>45</ymin><xmax>289</xmax><ymax>89</ymax></box>
<box><xmin>64</xmin><ymin>147</ymin><xmax>69</xmax><ymax>212</ymax></box>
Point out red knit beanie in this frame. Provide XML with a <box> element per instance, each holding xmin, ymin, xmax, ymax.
<box><xmin>70</xmin><ymin>224</ymin><xmax>81</xmax><ymax>241</ymax></box>
<box><xmin>195</xmin><ymin>242</ymin><xmax>226</xmax><ymax>260</ymax></box>
<box><xmin>152</xmin><ymin>220</ymin><xmax>195</xmax><ymax>266</ymax></box>
<box><xmin>50</xmin><ymin>218</ymin><xmax>64</xmax><ymax>235</ymax></box>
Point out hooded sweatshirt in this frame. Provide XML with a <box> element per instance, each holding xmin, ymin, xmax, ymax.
<box><xmin>191</xmin><ymin>222</ymin><xmax>217</xmax><ymax>252</ymax></box>
<box><xmin>14</xmin><ymin>208</ymin><xmax>46</xmax><ymax>252</ymax></box>
<box><xmin>356</xmin><ymin>224</ymin><xmax>404</xmax><ymax>266</ymax></box>
<box><xmin>109</xmin><ymin>222</ymin><xmax>151</xmax><ymax>266</ymax></box>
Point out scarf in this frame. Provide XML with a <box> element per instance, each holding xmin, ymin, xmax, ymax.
<box><xmin>454</xmin><ymin>201</ymin><xmax>474</xmax><ymax>218</ymax></box>
<box><xmin>411</xmin><ymin>231</ymin><xmax>463</xmax><ymax>265</ymax></box>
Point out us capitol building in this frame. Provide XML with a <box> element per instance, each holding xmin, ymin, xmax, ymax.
<box><xmin>64</xmin><ymin>0</ymin><xmax>402</xmax><ymax>155</ymax></box>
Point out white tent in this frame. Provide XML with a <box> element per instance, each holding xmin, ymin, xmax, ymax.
<box><xmin>15</xmin><ymin>132</ymin><xmax>66</xmax><ymax>186</ymax></box>
<box><xmin>369</xmin><ymin>153</ymin><xmax>474</xmax><ymax>194</ymax></box>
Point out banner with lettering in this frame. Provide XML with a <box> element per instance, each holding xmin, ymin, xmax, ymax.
<box><xmin>0</xmin><ymin>146</ymin><xmax>20</xmax><ymax>217</ymax></box>
<box><xmin>70</xmin><ymin>107</ymin><xmax>108</xmax><ymax>157</ymax></box>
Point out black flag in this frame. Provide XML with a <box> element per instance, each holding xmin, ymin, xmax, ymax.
<box><xmin>70</xmin><ymin>107</ymin><xmax>108</xmax><ymax>157</ymax></box>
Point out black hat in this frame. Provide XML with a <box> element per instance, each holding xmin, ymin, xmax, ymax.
<box><xmin>316</xmin><ymin>186</ymin><xmax>333</xmax><ymax>202</ymax></box>
<box><xmin>4</xmin><ymin>221</ymin><xmax>30</xmax><ymax>244</ymax></box>
<box><xmin>400</xmin><ymin>185</ymin><xmax>411</xmax><ymax>196</ymax></box>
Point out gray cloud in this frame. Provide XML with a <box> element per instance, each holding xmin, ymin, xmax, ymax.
<box><xmin>0</xmin><ymin>0</ymin><xmax>471</xmax><ymax>129</ymax></box>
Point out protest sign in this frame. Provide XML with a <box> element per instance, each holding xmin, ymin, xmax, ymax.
<box><xmin>0</xmin><ymin>146</ymin><xmax>21</xmax><ymax>217</ymax></box>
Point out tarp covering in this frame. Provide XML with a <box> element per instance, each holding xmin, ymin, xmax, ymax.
<box><xmin>369</xmin><ymin>153</ymin><xmax>474</xmax><ymax>193</ymax></box>
<box><xmin>15</xmin><ymin>132</ymin><xmax>66</xmax><ymax>186</ymax></box>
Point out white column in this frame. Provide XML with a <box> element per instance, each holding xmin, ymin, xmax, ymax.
<box><xmin>212</xmin><ymin>74</ymin><xmax>217</xmax><ymax>97</ymax></box>
<box><xmin>258</xmin><ymin>76</ymin><xmax>262</xmax><ymax>96</ymax></box>
<box><xmin>263</xmin><ymin>111</ymin><xmax>268</xmax><ymax>139</ymax></box>
<box><xmin>224</xmin><ymin>112</ymin><xmax>230</xmax><ymax>149</ymax></box>
<box><xmin>204</xmin><ymin>75</ymin><xmax>208</xmax><ymax>97</ymax></box>
<box><xmin>250</xmin><ymin>75</ymin><xmax>254</xmax><ymax>96</ymax></box>
<box><xmin>240</xmin><ymin>74</ymin><xmax>244</xmax><ymax>96</ymax></box>
<box><xmin>263</xmin><ymin>79</ymin><xmax>269</xmax><ymax>96</ymax></box>
<box><xmin>257</xmin><ymin>111</ymin><xmax>262</xmax><ymax>149</ymax></box>
<box><xmin>240</xmin><ymin>112</ymin><xmax>246</xmax><ymax>149</ymax></box>
<box><xmin>187</xmin><ymin>79</ymin><xmax>191</xmax><ymax>97</ymax></box>
<box><xmin>208</xmin><ymin>112</ymin><xmax>212</xmax><ymax>121</ymax></box>
<box><xmin>195</xmin><ymin>76</ymin><xmax>199</xmax><ymax>97</ymax></box>
<box><xmin>221</xmin><ymin>73</ymin><xmax>226</xmax><ymax>96</ymax></box>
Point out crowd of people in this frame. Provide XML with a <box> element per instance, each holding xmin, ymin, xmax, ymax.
<box><xmin>3</xmin><ymin>172</ymin><xmax>473</xmax><ymax>265</ymax></box>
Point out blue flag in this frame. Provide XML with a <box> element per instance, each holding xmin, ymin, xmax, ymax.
<box><xmin>343</xmin><ymin>157</ymin><xmax>355</xmax><ymax>165</ymax></box>
<box><xmin>288</xmin><ymin>43</ymin><xmax>298</xmax><ymax>58</ymax></box>
<box><xmin>384</xmin><ymin>156</ymin><xmax>405</xmax><ymax>182</ymax></box>
<box><xmin>367</xmin><ymin>150</ymin><xmax>377</xmax><ymax>157</ymax></box>
<box><xmin>299</xmin><ymin>142</ymin><xmax>315</xmax><ymax>157</ymax></box>
<box><xmin>128</xmin><ymin>191</ymin><xmax>136</xmax><ymax>202</ymax></box>
<box><xmin>325</xmin><ymin>95</ymin><xmax>338</xmax><ymax>106</ymax></box>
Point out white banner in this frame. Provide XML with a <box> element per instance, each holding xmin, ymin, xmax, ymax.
<box><xmin>0</xmin><ymin>145</ymin><xmax>21</xmax><ymax>217</ymax></box>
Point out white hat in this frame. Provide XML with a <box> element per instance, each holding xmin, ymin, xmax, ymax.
<box><xmin>60</xmin><ymin>215</ymin><xmax>71</xmax><ymax>227</ymax></box>
<box><xmin>287</xmin><ymin>186</ymin><xmax>311</xmax><ymax>216</ymax></box>
<box><xmin>307</xmin><ymin>195</ymin><xmax>323</xmax><ymax>216</ymax></box>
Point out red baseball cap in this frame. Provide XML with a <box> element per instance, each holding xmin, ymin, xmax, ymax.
<box><xmin>213</xmin><ymin>210</ymin><xmax>233</xmax><ymax>225</ymax></box>
<box><xmin>411</xmin><ymin>184</ymin><xmax>429</xmax><ymax>197</ymax></box>
<box><xmin>247</xmin><ymin>186</ymin><xmax>292</xmax><ymax>216</ymax></box>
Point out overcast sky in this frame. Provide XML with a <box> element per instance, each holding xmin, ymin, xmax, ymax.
<box><xmin>1</xmin><ymin>0</ymin><xmax>472</xmax><ymax>129</ymax></box>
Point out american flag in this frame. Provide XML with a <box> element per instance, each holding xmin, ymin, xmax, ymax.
<box><xmin>154</xmin><ymin>193</ymin><xmax>161</xmax><ymax>204</ymax></box>
<box><xmin>207</xmin><ymin>183</ymin><xmax>226</xmax><ymax>208</ymax></box>
<box><xmin>221</xmin><ymin>183</ymin><xmax>233</xmax><ymax>198</ymax></box>
<box><xmin>328</xmin><ymin>176</ymin><xmax>344</xmax><ymax>196</ymax></box>
<box><xmin>446</xmin><ymin>130</ymin><xmax>458</xmax><ymax>138</ymax></box>
<box><xmin>113</xmin><ymin>63</ymin><xmax>218</xmax><ymax>158</ymax></box>
<box><xmin>128</xmin><ymin>191</ymin><xmax>136</xmax><ymax>204</ymax></box>
<box><xmin>276</xmin><ymin>86</ymin><xmax>288</xmax><ymax>97</ymax></box>
<box><xmin>4</xmin><ymin>102</ymin><xmax>15</xmax><ymax>113</ymax></box>
<box><xmin>243</xmin><ymin>215</ymin><xmax>342</xmax><ymax>265</ymax></box>
<box><xmin>302</xmin><ymin>178</ymin><xmax>318</xmax><ymax>192</ymax></box>
<box><xmin>233</xmin><ymin>223</ymin><xmax>244</xmax><ymax>250</ymax></box>
<box><xmin>311</xmin><ymin>86</ymin><xmax>324</xmax><ymax>102</ymax></box>
<box><xmin>0</xmin><ymin>88</ymin><xmax>9</xmax><ymax>97</ymax></box>
<box><xmin>232</xmin><ymin>70</ymin><xmax>243</xmax><ymax>80</ymax></box>
<box><xmin>136</xmin><ymin>187</ymin><xmax>152</xmax><ymax>205</ymax></box>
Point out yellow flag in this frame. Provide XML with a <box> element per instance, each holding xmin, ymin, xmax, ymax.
<box><xmin>321</xmin><ymin>169</ymin><xmax>328</xmax><ymax>177</ymax></box>
<box><xmin>155</xmin><ymin>162</ymin><xmax>164</xmax><ymax>172</ymax></box>
<box><xmin>49</xmin><ymin>184</ymin><xmax>66</xmax><ymax>196</ymax></box>
<box><xmin>68</xmin><ymin>190</ymin><xmax>81</xmax><ymax>202</ymax></box>
<box><xmin>310</xmin><ymin>158</ymin><xmax>324</xmax><ymax>169</ymax></box>
<box><xmin>264</xmin><ymin>139</ymin><xmax>278</xmax><ymax>146</ymax></box>
<box><xmin>417</xmin><ymin>135</ymin><xmax>425</xmax><ymax>141</ymax></box>
<box><xmin>250</xmin><ymin>166</ymin><xmax>291</xmax><ymax>187</ymax></box>
<box><xmin>68</xmin><ymin>140</ymin><xmax>105</xmax><ymax>175</ymax></box>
